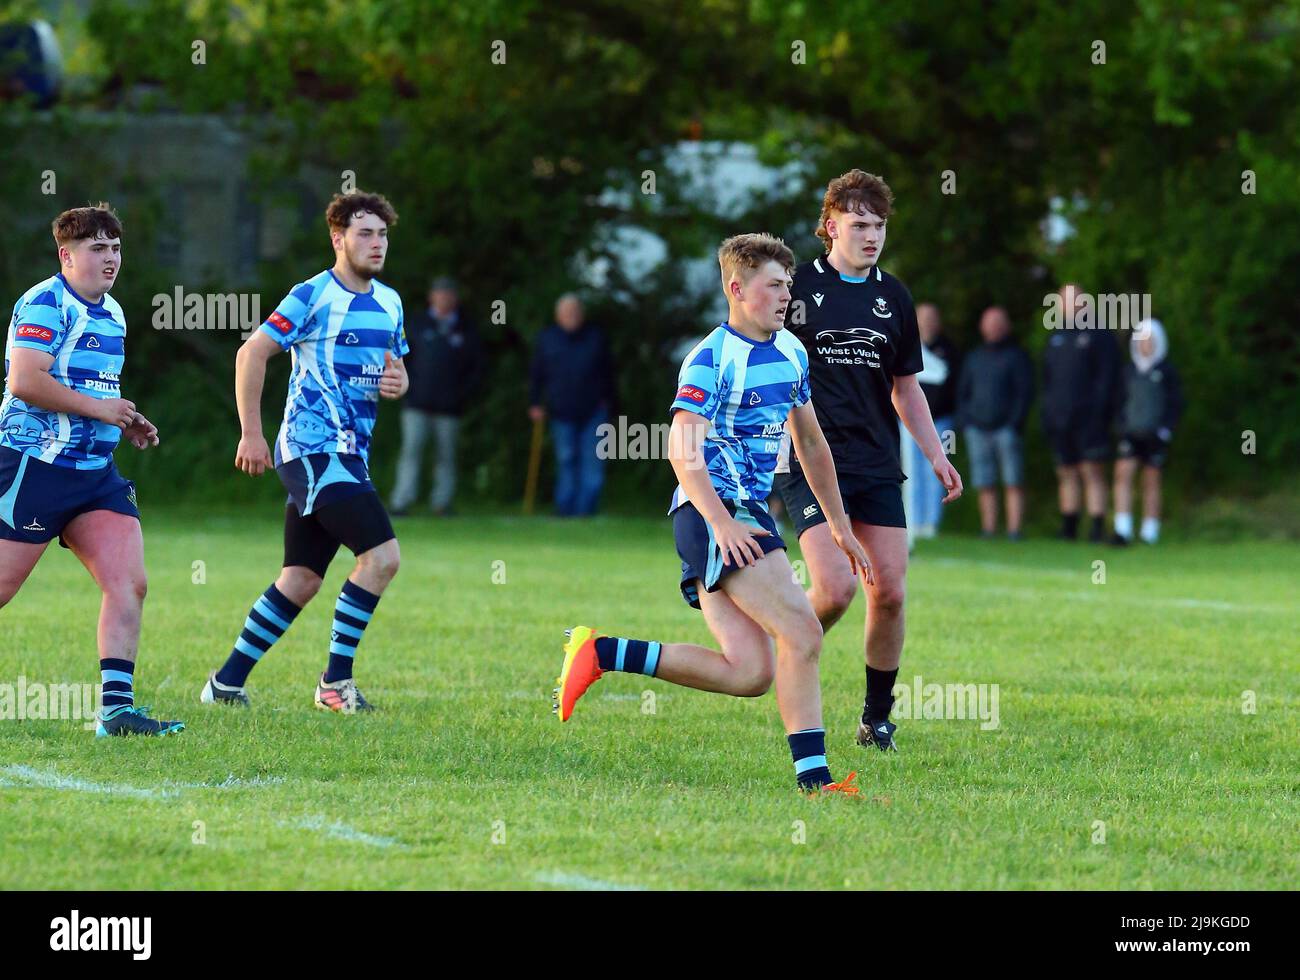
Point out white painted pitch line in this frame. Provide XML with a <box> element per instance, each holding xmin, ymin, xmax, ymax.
<box><xmin>0</xmin><ymin>764</ymin><xmax>176</xmax><ymax>799</ymax></box>
<box><xmin>279</xmin><ymin>815</ymin><xmax>403</xmax><ymax>849</ymax></box>
<box><xmin>0</xmin><ymin>765</ymin><xmax>286</xmax><ymax>799</ymax></box>
<box><xmin>534</xmin><ymin>870</ymin><xmax>646</xmax><ymax>891</ymax></box>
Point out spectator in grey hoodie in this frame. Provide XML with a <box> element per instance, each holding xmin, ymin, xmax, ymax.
<box><xmin>1112</xmin><ymin>318</ymin><xmax>1182</xmax><ymax>545</ymax></box>
<box><xmin>957</xmin><ymin>306</ymin><xmax>1034</xmax><ymax>539</ymax></box>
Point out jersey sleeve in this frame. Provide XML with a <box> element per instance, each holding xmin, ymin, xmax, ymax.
<box><xmin>393</xmin><ymin>298</ymin><xmax>410</xmax><ymax>357</ymax></box>
<box><xmin>669</xmin><ymin>338</ymin><xmax>724</xmax><ymax>422</ymax></box>
<box><xmin>894</xmin><ymin>287</ymin><xmax>924</xmax><ymax>376</ymax></box>
<box><xmin>10</xmin><ymin>289</ymin><xmax>66</xmax><ymax>355</ymax></box>
<box><xmin>259</xmin><ymin>281</ymin><xmax>315</xmax><ymax>350</ymax></box>
<box><xmin>793</xmin><ymin>346</ymin><xmax>812</xmax><ymax>408</ymax></box>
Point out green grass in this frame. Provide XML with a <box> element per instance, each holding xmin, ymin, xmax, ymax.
<box><xmin>1</xmin><ymin>511</ymin><xmax>1295</xmax><ymax>889</ymax></box>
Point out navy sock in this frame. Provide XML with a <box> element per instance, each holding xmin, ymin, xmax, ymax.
<box><xmin>1061</xmin><ymin>512</ymin><xmax>1080</xmax><ymax>539</ymax></box>
<box><xmin>593</xmin><ymin>636</ymin><xmax>662</xmax><ymax>676</ymax></box>
<box><xmin>100</xmin><ymin>657</ymin><xmax>135</xmax><ymax>713</ymax></box>
<box><xmin>864</xmin><ymin>665</ymin><xmax>899</xmax><ymax>724</ymax></box>
<box><xmin>788</xmin><ymin>728</ymin><xmax>832</xmax><ymax>789</ymax></box>
<box><xmin>325</xmin><ymin>580</ymin><xmax>381</xmax><ymax>683</ymax></box>
<box><xmin>217</xmin><ymin>585</ymin><xmax>301</xmax><ymax>687</ymax></box>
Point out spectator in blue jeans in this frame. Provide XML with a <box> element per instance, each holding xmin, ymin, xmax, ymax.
<box><xmin>528</xmin><ymin>294</ymin><xmax>615</xmax><ymax>516</ymax></box>
<box><xmin>957</xmin><ymin>306</ymin><xmax>1034</xmax><ymax>539</ymax></box>
<box><xmin>905</xmin><ymin>302</ymin><xmax>961</xmax><ymax>538</ymax></box>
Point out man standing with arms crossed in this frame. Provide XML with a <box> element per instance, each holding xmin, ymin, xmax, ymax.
<box><xmin>776</xmin><ymin>170</ymin><xmax>963</xmax><ymax>752</ymax></box>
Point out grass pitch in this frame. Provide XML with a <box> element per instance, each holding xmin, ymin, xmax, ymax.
<box><xmin>1</xmin><ymin>510</ymin><xmax>1295</xmax><ymax>889</ymax></box>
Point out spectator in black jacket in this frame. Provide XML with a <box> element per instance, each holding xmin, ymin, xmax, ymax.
<box><xmin>1042</xmin><ymin>283</ymin><xmax>1121</xmax><ymax>542</ymax></box>
<box><xmin>390</xmin><ymin>276</ymin><xmax>484</xmax><ymax>516</ymax></box>
<box><xmin>904</xmin><ymin>302</ymin><xmax>961</xmax><ymax>538</ymax></box>
<box><xmin>528</xmin><ymin>294</ymin><xmax>615</xmax><ymax>516</ymax></box>
<box><xmin>957</xmin><ymin>306</ymin><xmax>1034</xmax><ymax>539</ymax></box>
<box><xmin>1112</xmin><ymin>318</ymin><xmax>1182</xmax><ymax>545</ymax></box>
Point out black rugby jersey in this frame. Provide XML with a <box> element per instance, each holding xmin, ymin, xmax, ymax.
<box><xmin>783</xmin><ymin>256</ymin><xmax>923</xmax><ymax>481</ymax></box>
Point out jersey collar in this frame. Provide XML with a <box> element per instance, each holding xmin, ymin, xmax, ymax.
<box><xmin>812</xmin><ymin>256</ymin><xmax>882</xmax><ymax>283</ymax></box>
<box><xmin>721</xmin><ymin>320</ymin><xmax>777</xmax><ymax>347</ymax></box>
<box><xmin>56</xmin><ymin>273</ymin><xmax>107</xmax><ymax>309</ymax></box>
<box><xmin>328</xmin><ymin>269</ymin><xmax>375</xmax><ymax>296</ymax></box>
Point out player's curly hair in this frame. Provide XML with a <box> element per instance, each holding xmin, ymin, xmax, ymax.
<box><xmin>325</xmin><ymin>191</ymin><xmax>399</xmax><ymax>233</ymax></box>
<box><xmin>717</xmin><ymin>232</ymin><xmax>795</xmax><ymax>287</ymax></box>
<box><xmin>815</xmin><ymin>169</ymin><xmax>893</xmax><ymax>252</ymax></box>
<box><xmin>52</xmin><ymin>203</ymin><xmax>122</xmax><ymax>248</ymax></box>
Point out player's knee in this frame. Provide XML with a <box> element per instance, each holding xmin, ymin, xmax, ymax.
<box><xmin>736</xmin><ymin>660</ymin><xmax>776</xmax><ymax>697</ymax></box>
<box><xmin>0</xmin><ymin>584</ymin><xmax>16</xmax><ymax>609</ymax></box>
<box><xmin>823</xmin><ymin>576</ymin><xmax>858</xmax><ymax>617</ymax></box>
<box><xmin>779</xmin><ymin>612</ymin><xmax>823</xmax><ymax>663</ymax></box>
<box><xmin>279</xmin><ymin>567</ymin><xmax>323</xmax><ymax>604</ymax></box>
<box><xmin>870</xmin><ymin>581</ymin><xmax>906</xmax><ymax>616</ymax></box>
<box><xmin>360</xmin><ymin>540</ymin><xmax>400</xmax><ymax>582</ymax></box>
<box><xmin>105</xmin><ymin>572</ymin><xmax>147</xmax><ymax>607</ymax></box>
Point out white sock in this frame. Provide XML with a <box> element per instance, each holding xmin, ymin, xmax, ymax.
<box><xmin>1140</xmin><ymin>517</ymin><xmax>1160</xmax><ymax>543</ymax></box>
<box><xmin>1113</xmin><ymin>512</ymin><xmax>1133</xmax><ymax>539</ymax></box>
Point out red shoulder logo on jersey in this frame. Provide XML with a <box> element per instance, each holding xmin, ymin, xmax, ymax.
<box><xmin>676</xmin><ymin>385</ymin><xmax>707</xmax><ymax>404</ymax></box>
<box><xmin>16</xmin><ymin>324</ymin><xmax>54</xmax><ymax>343</ymax></box>
<box><xmin>268</xmin><ymin>311</ymin><xmax>294</xmax><ymax>334</ymax></box>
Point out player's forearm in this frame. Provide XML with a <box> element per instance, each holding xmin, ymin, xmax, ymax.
<box><xmin>234</xmin><ymin>346</ymin><xmax>267</xmax><ymax>436</ymax></box>
<box><xmin>794</xmin><ymin>434</ymin><xmax>852</xmax><ymax>530</ymax></box>
<box><xmin>669</xmin><ymin>448</ymin><xmax>731</xmax><ymax>528</ymax></box>
<box><xmin>9</xmin><ymin>370</ymin><xmax>106</xmax><ymax>421</ymax></box>
<box><xmin>895</xmin><ymin>383</ymin><xmax>945</xmax><ymax>461</ymax></box>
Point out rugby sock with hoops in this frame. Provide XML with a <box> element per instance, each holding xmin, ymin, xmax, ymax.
<box><xmin>593</xmin><ymin>636</ymin><xmax>662</xmax><ymax>676</ymax></box>
<box><xmin>324</xmin><ymin>580</ymin><xmax>382</xmax><ymax>683</ymax></box>
<box><xmin>788</xmin><ymin>728</ymin><xmax>833</xmax><ymax>790</ymax></box>
<box><xmin>100</xmin><ymin>658</ymin><xmax>135</xmax><ymax>712</ymax></box>
<box><xmin>217</xmin><ymin>585</ymin><xmax>302</xmax><ymax>687</ymax></box>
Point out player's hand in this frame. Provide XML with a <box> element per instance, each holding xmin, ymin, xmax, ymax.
<box><xmin>528</xmin><ymin>405</ymin><xmax>546</xmax><ymax>423</ymax></box>
<box><xmin>124</xmin><ymin>412</ymin><xmax>160</xmax><ymax>450</ymax></box>
<box><xmin>96</xmin><ymin>398</ymin><xmax>137</xmax><ymax>429</ymax></box>
<box><xmin>235</xmin><ymin>433</ymin><xmax>273</xmax><ymax>476</ymax></box>
<box><xmin>831</xmin><ymin>520</ymin><xmax>874</xmax><ymax>586</ymax></box>
<box><xmin>933</xmin><ymin>454</ymin><xmax>964</xmax><ymax>504</ymax></box>
<box><xmin>715</xmin><ymin>515</ymin><xmax>769</xmax><ymax>568</ymax></box>
<box><xmin>379</xmin><ymin>351</ymin><xmax>408</xmax><ymax>400</ymax></box>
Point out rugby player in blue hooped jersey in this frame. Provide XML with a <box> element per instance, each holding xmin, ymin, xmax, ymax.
<box><xmin>202</xmin><ymin>192</ymin><xmax>408</xmax><ymax>714</ymax></box>
<box><xmin>555</xmin><ymin>233</ymin><xmax>873</xmax><ymax>794</ymax></box>
<box><xmin>0</xmin><ymin>203</ymin><xmax>181</xmax><ymax>737</ymax></box>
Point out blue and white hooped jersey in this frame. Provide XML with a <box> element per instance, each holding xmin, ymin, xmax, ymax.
<box><xmin>668</xmin><ymin>321</ymin><xmax>811</xmax><ymax>513</ymax></box>
<box><xmin>262</xmin><ymin>270</ymin><xmax>408</xmax><ymax>466</ymax></box>
<box><xmin>0</xmin><ymin>274</ymin><xmax>127</xmax><ymax>470</ymax></box>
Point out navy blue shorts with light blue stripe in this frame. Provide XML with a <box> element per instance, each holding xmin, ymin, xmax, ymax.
<box><xmin>277</xmin><ymin>452</ymin><xmax>374</xmax><ymax>516</ymax></box>
<box><xmin>0</xmin><ymin>446</ymin><xmax>138</xmax><ymax>547</ymax></box>
<box><xmin>673</xmin><ymin>498</ymin><xmax>786</xmax><ymax>609</ymax></box>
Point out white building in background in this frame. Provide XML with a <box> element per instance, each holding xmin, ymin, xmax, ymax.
<box><xmin>579</xmin><ymin>140</ymin><xmax>816</xmax><ymax>362</ymax></box>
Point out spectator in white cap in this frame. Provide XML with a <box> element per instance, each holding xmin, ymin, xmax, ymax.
<box><xmin>1112</xmin><ymin>318</ymin><xmax>1182</xmax><ymax>545</ymax></box>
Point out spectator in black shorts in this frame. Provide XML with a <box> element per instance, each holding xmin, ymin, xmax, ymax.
<box><xmin>1041</xmin><ymin>283</ymin><xmax>1121</xmax><ymax>542</ymax></box>
<box><xmin>1112</xmin><ymin>318</ymin><xmax>1182</xmax><ymax>545</ymax></box>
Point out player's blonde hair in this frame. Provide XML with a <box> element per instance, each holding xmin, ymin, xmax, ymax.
<box><xmin>816</xmin><ymin>169</ymin><xmax>893</xmax><ymax>252</ymax></box>
<box><xmin>717</xmin><ymin>233</ymin><xmax>794</xmax><ymax>289</ymax></box>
